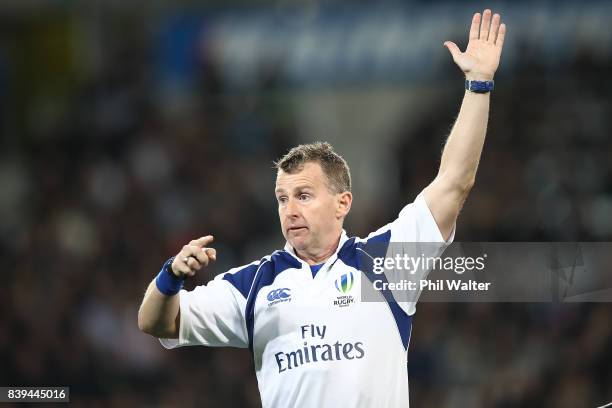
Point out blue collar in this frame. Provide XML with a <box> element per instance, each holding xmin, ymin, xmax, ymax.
<box><xmin>309</xmin><ymin>263</ymin><xmax>324</xmax><ymax>278</ymax></box>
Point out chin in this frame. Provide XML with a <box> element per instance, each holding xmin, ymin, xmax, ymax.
<box><xmin>288</xmin><ymin>237</ymin><xmax>309</xmax><ymax>251</ymax></box>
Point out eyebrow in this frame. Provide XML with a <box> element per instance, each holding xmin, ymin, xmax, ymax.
<box><xmin>275</xmin><ymin>185</ymin><xmax>314</xmax><ymax>194</ymax></box>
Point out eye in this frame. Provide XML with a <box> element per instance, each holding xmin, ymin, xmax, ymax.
<box><xmin>298</xmin><ymin>193</ymin><xmax>310</xmax><ymax>201</ymax></box>
<box><xmin>277</xmin><ymin>196</ymin><xmax>288</xmax><ymax>205</ymax></box>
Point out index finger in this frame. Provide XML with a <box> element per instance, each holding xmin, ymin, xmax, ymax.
<box><xmin>190</xmin><ymin>235</ymin><xmax>214</xmax><ymax>247</ymax></box>
<box><xmin>469</xmin><ymin>12</ymin><xmax>481</xmax><ymax>41</ymax></box>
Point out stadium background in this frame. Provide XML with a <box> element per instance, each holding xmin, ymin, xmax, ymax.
<box><xmin>1</xmin><ymin>0</ymin><xmax>611</xmax><ymax>406</ymax></box>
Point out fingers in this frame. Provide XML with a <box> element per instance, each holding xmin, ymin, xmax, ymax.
<box><xmin>205</xmin><ymin>247</ymin><xmax>217</xmax><ymax>261</ymax></box>
<box><xmin>186</xmin><ymin>256</ymin><xmax>202</xmax><ymax>270</ymax></box>
<box><xmin>496</xmin><ymin>23</ymin><xmax>506</xmax><ymax>48</ymax></box>
<box><xmin>187</xmin><ymin>245</ymin><xmax>211</xmax><ymax>265</ymax></box>
<box><xmin>476</xmin><ymin>9</ymin><xmax>504</xmax><ymax>45</ymax></box>
<box><xmin>479</xmin><ymin>9</ymin><xmax>492</xmax><ymax>41</ymax></box>
<box><xmin>184</xmin><ymin>245</ymin><xmax>215</xmax><ymax>267</ymax></box>
<box><xmin>488</xmin><ymin>13</ymin><xmax>501</xmax><ymax>44</ymax></box>
<box><xmin>171</xmin><ymin>236</ymin><xmax>217</xmax><ymax>277</ymax></box>
<box><xmin>469</xmin><ymin>12</ymin><xmax>481</xmax><ymax>41</ymax></box>
<box><xmin>190</xmin><ymin>235</ymin><xmax>214</xmax><ymax>248</ymax></box>
<box><xmin>172</xmin><ymin>258</ymin><xmax>192</xmax><ymax>276</ymax></box>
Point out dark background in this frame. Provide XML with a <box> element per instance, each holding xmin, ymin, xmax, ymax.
<box><xmin>1</xmin><ymin>1</ymin><xmax>611</xmax><ymax>406</ymax></box>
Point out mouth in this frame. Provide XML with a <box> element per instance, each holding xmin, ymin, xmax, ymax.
<box><xmin>287</xmin><ymin>226</ymin><xmax>308</xmax><ymax>234</ymax></box>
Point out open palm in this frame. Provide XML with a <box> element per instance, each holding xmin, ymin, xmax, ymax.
<box><xmin>445</xmin><ymin>9</ymin><xmax>506</xmax><ymax>81</ymax></box>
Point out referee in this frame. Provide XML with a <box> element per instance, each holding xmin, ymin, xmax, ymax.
<box><xmin>139</xmin><ymin>9</ymin><xmax>505</xmax><ymax>407</ymax></box>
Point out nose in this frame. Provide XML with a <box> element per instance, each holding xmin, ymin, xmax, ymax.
<box><xmin>285</xmin><ymin>197</ymin><xmax>299</xmax><ymax>218</ymax></box>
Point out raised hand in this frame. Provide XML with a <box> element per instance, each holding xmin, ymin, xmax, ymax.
<box><xmin>444</xmin><ymin>9</ymin><xmax>506</xmax><ymax>81</ymax></box>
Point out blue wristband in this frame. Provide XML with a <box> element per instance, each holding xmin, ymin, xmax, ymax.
<box><xmin>155</xmin><ymin>257</ymin><xmax>185</xmax><ymax>296</ymax></box>
<box><xmin>465</xmin><ymin>79</ymin><xmax>494</xmax><ymax>93</ymax></box>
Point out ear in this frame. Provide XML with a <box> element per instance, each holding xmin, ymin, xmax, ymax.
<box><xmin>336</xmin><ymin>191</ymin><xmax>352</xmax><ymax>219</ymax></box>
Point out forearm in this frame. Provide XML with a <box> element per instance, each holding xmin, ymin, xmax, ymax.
<box><xmin>138</xmin><ymin>236</ymin><xmax>216</xmax><ymax>338</ymax></box>
<box><xmin>438</xmin><ymin>90</ymin><xmax>490</xmax><ymax>191</ymax></box>
<box><xmin>138</xmin><ymin>279</ymin><xmax>180</xmax><ymax>338</ymax></box>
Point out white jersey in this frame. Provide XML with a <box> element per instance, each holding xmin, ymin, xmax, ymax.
<box><xmin>160</xmin><ymin>193</ymin><xmax>453</xmax><ymax>407</ymax></box>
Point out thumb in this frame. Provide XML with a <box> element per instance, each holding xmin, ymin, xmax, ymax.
<box><xmin>444</xmin><ymin>41</ymin><xmax>461</xmax><ymax>59</ymax></box>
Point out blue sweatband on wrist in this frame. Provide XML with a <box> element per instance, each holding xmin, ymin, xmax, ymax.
<box><xmin>465</xmin><ymin>79</ymin><xmax>494</xmax><ymax>93</ymax></box>
<box><xmin>155</xmin><ymin>257</ymin><xmax>185</xmax><ymax>296</ymax></box>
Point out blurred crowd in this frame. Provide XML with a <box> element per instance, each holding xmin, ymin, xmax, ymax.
<box><xmin>1</xmin><ymin>3</ymin><xmax>611</xmax><ymax>407</ymax></box>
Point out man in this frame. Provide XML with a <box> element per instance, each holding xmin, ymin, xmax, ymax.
<box><xmin>138</xmin><ymin>9</ymin><xmax>505</xmax><ymax>407</ymax></box>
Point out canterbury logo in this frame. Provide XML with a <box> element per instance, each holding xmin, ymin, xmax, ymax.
<box><xmin>267</xmin><ymin>288</ymin><xmax>291</xmax><ymax>301</ymax></box>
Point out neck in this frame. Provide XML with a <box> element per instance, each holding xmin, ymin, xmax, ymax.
<box><xmin>295</xmin><ymin>234</ymin><xmax>341</xmax><ymax>266</ymax></box>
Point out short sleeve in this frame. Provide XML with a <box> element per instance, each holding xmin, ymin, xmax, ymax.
<box><xmin>392</xmin><ymin>192</ymin><xmax>455</xmax><ymax>243</ymax></box>
<box><xmin>159</xmin><ymin>274</ymin><xmax>248</xmax><ymax>349</ymax></box>
<box><xmin>363</xmin><ymin>191</ymin><xmax>456</xmax><ymax>316</ymax></box>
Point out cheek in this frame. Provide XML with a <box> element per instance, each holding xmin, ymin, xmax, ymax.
<box><xmin>316</xmin><ymin>202</ymin><xmax>338</xmax><ymax>224</ymax></box>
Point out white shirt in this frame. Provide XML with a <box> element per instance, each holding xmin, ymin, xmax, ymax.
<box><xmin>161</xmin><ymin>193</ymin><xmax>453</xmax><ymax>407</ymax></box>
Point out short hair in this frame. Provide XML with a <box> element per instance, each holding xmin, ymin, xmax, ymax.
<box><xmin>274</xmin><ymin>142</ymin><xmax>351</xmax><ymax>193</ymax></box>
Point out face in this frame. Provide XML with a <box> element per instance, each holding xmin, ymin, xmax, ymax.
<box><xmin>275</xmin><ymin>162</ymin><xmax>352</xmax><ymax>256</ymax></box>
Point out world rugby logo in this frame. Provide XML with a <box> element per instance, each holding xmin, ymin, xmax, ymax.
<box><xmin>335</xmin><ymin>272</ymin><xmax>354</xmax><ymax>294</ymax></box>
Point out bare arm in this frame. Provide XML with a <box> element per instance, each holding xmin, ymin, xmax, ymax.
<box><xmin>138</xmin><ymin>235</ymin><xmax>216</xmax><ymax>338</ymax></box>
<box><xmin>138</xmin><ymin>279</ymin><xmax>182</xmax><ymax>338</ymax></box>
<box><xmin>423</xmin><ymin>9</ymin><xmax>506</xmax><ymax>240</ymax></box>
<box><xmin>423</xmin><ymin>89</ymin><xmax>490</xmax><ymax>240</ymax></box>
